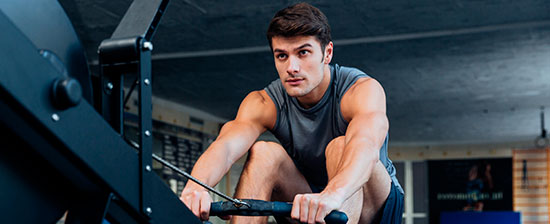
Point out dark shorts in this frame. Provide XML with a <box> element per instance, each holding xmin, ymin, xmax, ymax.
<box><xmin>309</xmin><ymin>183</ymin><xmax>325</xmax><ymax>194</ymax></box>
<box><xmin>374</xmin><ymin>182</ymin><xmax>404</xmax><ymax>224</ymax></box>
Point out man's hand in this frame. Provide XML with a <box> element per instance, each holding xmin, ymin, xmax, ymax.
<box><xmin>180</xmin><ymin>187</ymin><xmax>213</xmax><ymax>221</ymax></box>
<box><xmin>291</xmin><ymin>192</ymin><xmax>345</xmax><ymax>223</ymax></box>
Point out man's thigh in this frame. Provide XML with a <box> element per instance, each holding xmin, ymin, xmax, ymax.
<box><xmin>359</xmin><ymin>161</ymin><xmax>392</xmax><ymax>223</ymax></box>
<box><xmin>260</xmin><ymin>142</ymin><xmax>313</xmax><ymax>202</ymax></box>
<box><xmin>243</xmin><ymin>142</ymin><xmax>312</xmax><ymax>224</ymax></box>
<box><xmin>369</xmin><ymin>181</ymin><xmax>404</xmax><ymax>224</ymax></box>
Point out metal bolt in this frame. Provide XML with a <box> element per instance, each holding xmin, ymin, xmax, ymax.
<box><xmin>143</xmin><ymin>42</ymin><xmax>153</xmax><ymax>51</ymax></box>
<box><xmin>145</xmin><ymin>165</ymin><xmax>152</xmax><ymax>172</ymax></box>
<box><xmin>145</xmin><ymin>130</ymin><xmax>151</xmax><ymax>136</ymax></box>
<box><xmin>145</xmin><ymin>207</ymin><xmax>152</xmax><ymax>214</ymax></box>
<box><xmin>106</xmin><ymin>82</ymin><xmax>113</xmax><ymax>90</ymax></box>
<box><xmin>144</xmin><ymin>79</ymin><xmax>150</xmax><ymax>86</ymax></box>
<box><xmin>51</xmin><ymin>113</ymin><xmax>60</xmax><ymax>122</ymax></box>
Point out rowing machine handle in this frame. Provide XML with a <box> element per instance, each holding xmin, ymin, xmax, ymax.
<box><xmin>210</xmin><ymin>199</ymin><xmax>348</xmax><ymax>224</ymax></box>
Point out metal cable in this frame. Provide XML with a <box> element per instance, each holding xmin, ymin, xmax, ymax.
<box><xmin>152</xmin><ymin>153</ymin><xmax>250</xmax><ymax>208</ymax></box>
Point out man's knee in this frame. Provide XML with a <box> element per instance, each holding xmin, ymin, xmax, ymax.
<box><xmin>247</xmin><ymin>141</ymin><xmax>286</xmax><ymax>168</ymax></box>
<box><xmin>325</xmin><ymin>136</ymin><xmax>346</xmax><ymax>179</ymax></box>
<box><xmin>325</xmin><ymin>136</ymin><xmax>346</xmax><ymax>158</ymax></box>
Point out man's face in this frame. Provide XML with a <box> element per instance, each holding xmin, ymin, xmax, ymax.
<box><xmin>271</xmin><ymin>36</ymin><xmax>332</xmax><ymax>98</ymax></box>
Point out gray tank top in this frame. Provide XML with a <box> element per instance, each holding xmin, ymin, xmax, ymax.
<box><xmin>265</xmin><ymin>64</ymin><xmax>402</xmax><ymax>193</ymax></box>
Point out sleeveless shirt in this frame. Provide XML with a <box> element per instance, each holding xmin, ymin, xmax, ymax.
<box><xmin>264</xmin><ymin>64</ymin><xmax>403</xmax><ymax>193</ymax></box>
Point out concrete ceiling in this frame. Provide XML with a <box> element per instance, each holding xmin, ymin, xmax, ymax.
<box><xmin>59</xmin><ymin>0</ymin><xmax>550</xmax><ymax>145</ymax></box>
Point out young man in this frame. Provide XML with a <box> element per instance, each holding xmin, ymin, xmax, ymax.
<box><xmin>181</xmin><ymin>3</ymin><xmax>403</xmax><ymax>223</ymax></box>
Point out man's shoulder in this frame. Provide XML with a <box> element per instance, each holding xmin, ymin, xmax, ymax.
<box><xmin>332</xmin><ymin>64</ymin><xmax>372</xmax><ymax>97</ymax></box>
<box><xmin>351</xmin><ymin>77</ymin><xmax>381</xmax><ymax>91</ymax></box>
<box><xmin>340</xmin><ymin>77</ymin><xmax>385</xmax><ymax>120</ymax></box>
<box><xmin>245</xmin><ymin>90</ymin><xmax>273</xmax><ymax>105</ymax></box>
<box><xmin>334</xmin><ymin>64</ymin><xmax>369</xmax><ymax>78</ymax></box>
<box><xmin>237</xmin><ymin>90</ymin><xmax>277</xmax><ymax>128</ymax></box>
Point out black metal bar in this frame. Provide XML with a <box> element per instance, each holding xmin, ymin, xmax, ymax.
<box><xmin>98</xmin><ymin>0</ymin><xmax>171</xmax><ymax>219</ymax></box>
<box><xmin>99</xmin><ymin>37</ymin><xmax>140</xmax><ymax>65</ymax></box>
<box><xmin>138</xmin><ymin>39</ymin><xmax>154</xmax><ymax>218</ymax></box>
<box><xmin>99</xmin><ymin>68</ymin><xmax>124</xmax><ymax>134</ymax></box>
<box><xmin>210</xmin><ymin>199</ymin><xmax>348</xmax><ymax>224</ymax></box>
<box><xmin>98</xmin><ymin>37</ymin><xmax>141</xmax><ymax>134</ymax></box>
<box><xmin>541</xmin><ymin>107</ymin><xmax>546</xmax><ymax>137</ymax></box>
<box><xmin>111</xmin><ymin>0</ymin><xmax>170</xmax><ymax>41</ymax></box>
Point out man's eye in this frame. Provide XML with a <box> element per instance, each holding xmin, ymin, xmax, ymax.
<box><xmin>276</xmin><ymin>54</ymin><xmax>287</xmax><ymax>59</ymax></box>
<box><xmin>299</xmin><ymin>50</ymin><xmax>309</xmax><ymax>56</ymax></box>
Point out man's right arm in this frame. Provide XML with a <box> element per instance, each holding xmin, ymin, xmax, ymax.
<box><xmin>180</xmin><ymin>90</ymin><xmax>276</xmax><ymax>220</ymax></box>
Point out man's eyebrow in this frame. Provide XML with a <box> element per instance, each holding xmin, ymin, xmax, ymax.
<box><xmin>295</xmin><ymin>43</ymin><xmax>312</xmax><ymax>51</ymax></box>
<box><xmin>273</xmin><ymin>43</ymin><xmax>313</xmax><ymax>54</ymax></box>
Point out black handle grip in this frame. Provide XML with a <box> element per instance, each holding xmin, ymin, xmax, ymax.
<box><xmin>210</xmin><ymin>199</ymin><xmax>348</xmax><ymax>224</ymax></box>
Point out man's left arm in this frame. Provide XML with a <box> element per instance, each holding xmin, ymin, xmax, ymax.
<box><xmin>291</xmin><ymin>77</ymin><xmax>389</xmax><ymax>223</ymax></box>
<box><xmin>325</xmin><ymin>77</ymin><xmax>389</xmax><ymax>203</ymax></box>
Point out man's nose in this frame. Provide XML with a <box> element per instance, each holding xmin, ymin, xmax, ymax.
<box><xmin>286</xmin><ymin>56</ymin><xmax>300</xmax><ymax>75</ymax></box>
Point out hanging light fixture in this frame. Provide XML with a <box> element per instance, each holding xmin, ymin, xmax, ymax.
<box><xmin>535</xmin><ymin>106</ymin><xmax>549</xmax><ymax>148</ymax></box>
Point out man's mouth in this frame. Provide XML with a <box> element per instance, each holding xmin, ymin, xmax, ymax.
<box><xmin>286</xmin><ymin>78</ymin><xmax>304</xmax><ymax>86</ymax></box>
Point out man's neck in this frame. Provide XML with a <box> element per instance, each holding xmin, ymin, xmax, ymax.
<box><xmin>296</xmin><ymin>64</ymin><xmax>331</xmax><ymax>109</ymax></box>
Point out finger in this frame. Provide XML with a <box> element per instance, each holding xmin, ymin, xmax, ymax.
<box><xmin>300</xmin><ymin>195</ymin><xmax>310</xmax><ymax>223</ymax></box>
<box><xmin>308</xmin><ymin>199</ymin><xmax>319</xmax><ymax>224</ymax></box>
<box><xmin>220</xmin><ymin>215</ymin><xmax>232</xmax><ymax>220</ymax></box>
<box><xmin>191</xmin><ymin>191</ymin><xmax>201</xmax><ymax>218</ymax></box>
<box><xmin>180</xmin><ymin>194</ymin><xmax>191</xmax><ymax>208</ymax></box>
<box><xmin>199</xmin><ymin>191</ymin><xmax>211</xmax><ymax>220</ymax></box>
<box><xmin>315</xmin><ymin>201</ymin><xmax>328</xmax><ymax>224</ymax></box>
<box><xmin>291</xmin><ymin>194</ymin><xmax>302</xmax><ymax>220</ymax></box>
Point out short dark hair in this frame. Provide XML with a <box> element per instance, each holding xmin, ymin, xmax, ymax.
<box><xmin>266</xmin><ymin>3</ymin><xmax>332</xmax><ymax>52</ymax></box>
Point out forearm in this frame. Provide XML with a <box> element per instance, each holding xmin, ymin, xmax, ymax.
<box><xmin>185</xmin><ymin>121</ymin><xmax>261</xmax><ymax>190</ymax></box>
<box><xmin>186</xmin><ymin>141</ymin><xmax>234</xmax><ymax>189</ymax></box>
<box><xmin>323</xmin><ymin>139</ymin><xmax>379</xmax><ymax>199</ymax></box>
<box><xmin>323</xmin><ymin>113</ymin><xmax>388</xmax><ymax>200</ymax></box>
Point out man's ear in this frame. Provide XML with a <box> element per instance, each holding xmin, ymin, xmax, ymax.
<box><xmin>324</xmin><ymin>41</ymin><xmax>333</xmax><ymax>64</ymax></box>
